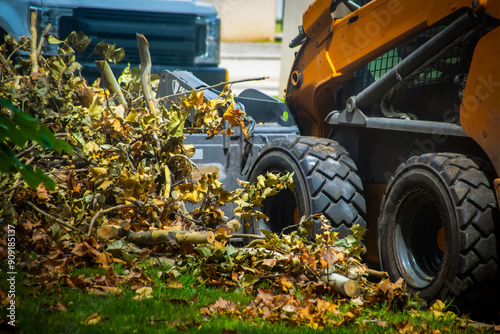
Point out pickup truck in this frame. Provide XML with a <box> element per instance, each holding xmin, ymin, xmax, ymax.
<box><xmin>0</xmin><ymin>0</ymin><xmax>227</xmax><ymax>85</ymax></box>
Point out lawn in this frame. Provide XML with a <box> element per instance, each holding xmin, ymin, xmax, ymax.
<box><xmin>2</xmin><ymin>258</ymin><xmax>496</xmax><ymax>334</ymax></box>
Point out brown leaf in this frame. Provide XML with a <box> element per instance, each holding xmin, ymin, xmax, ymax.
<box><xmin>36</xmin><ymin>184</ymin><xmax>50</xmax><ymax>200</ymax></box>
<box><xmin>254</xmin><ymin>289</ymin><xmax>274</xmax><ymax>306</ymax></box>
<box><xmin>209</xmin><ymin>297</ymin><xmax>237</xmax><ymax>312</ymax></box>
<box><xmin>393</xmin><ymin>320</ymin><xmax>413</xmax><ymax>333</ymax></box>
<box><xmin>51</xmin><ymin>302</ymin><xmax>68</xmax><ymax>312</ymax></box>
<box><xmin>71</xmin><ymin>243</ymin><xmax>88</xmax><ymax>257</ymax></box>
<box><xmin>75</xmin><ymin>85</ymin><xmax>94</xmax><ymax>108</ymax></box>
<box><xmin>90</xmin><ymin>286</ymin><xmax>123</xmax><ymax>295</ymax></box>
<box><xmin>375</xmin><ymin>319</ymin><xmax>389</xmax><ymax>327</ymax></box>
<box><xmin>167</xmin><ymin>281</ymin><xmax>183</xmax><ymax>289</ymax></box>
<box><xmin>261</xmin><ymin>258</ymin><xmax>276</xmax><ymax>270</ymax></box>
<box><xmin>96</xmin><ymin>252</ymin><xmax>113</xmax><ymax>267</ymax></box>
<box><xmin>322</xmin><ymin>248</ymin><xmax>340</xmax><ymax>266</ymax></box>
<box><xmin>62</xmin><ymin>275</ymin><xmax>86</xmax><ymax>289</ymax></box>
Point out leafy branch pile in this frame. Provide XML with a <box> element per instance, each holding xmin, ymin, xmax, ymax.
<box><xmin>0</xmin><ymin>30</ymin><xmax>250</xmax><ymax>235</ymax></box>
<box><xmin>0</xmin><ymin>30</ymin><xmax>492</xmax><ymax>332</ymax></box>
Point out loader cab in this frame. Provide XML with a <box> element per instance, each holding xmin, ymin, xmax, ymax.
<box><xmin>338</xmin><ymin>23</ymin><xmax>472</xmax><ymax>124</ymax></box>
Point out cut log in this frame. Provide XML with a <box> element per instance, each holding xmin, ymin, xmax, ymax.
<box><xmin>97</xmin><ymin>224</ymin><xmax>215</xmax><ymax>245</ymax></box>
<box><xmin>128</xmin><ymin>230</ymin><xmax>215</xmax><ymax>245</ymax></box>
<box><xmin>97</xmin><ymin>224</ymin><xmax>126</xmax><ymax>240</ymax></box>
<box><xmin>320</xmin><ymin>273</ymin><xmax>360</xmax><ymax>297</ymax></box>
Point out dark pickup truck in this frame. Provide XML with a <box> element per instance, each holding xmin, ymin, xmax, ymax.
<box><xmin>0</xmin><ymin>0</ymin><xmax>227</xmax><ymax>84</ymax></box>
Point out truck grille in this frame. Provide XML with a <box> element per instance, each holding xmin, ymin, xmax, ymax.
<box><xmin>59</xmin><ymin>8</ymin><xmax>207</xmax><ymax>67</ymax></box>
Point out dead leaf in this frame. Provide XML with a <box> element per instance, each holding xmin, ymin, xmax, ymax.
<box><xmin>133</xmin><ymin>287</ymin><xmax>153</xmax><ymax>300</ymax></box>
<box><xmin>36</xmin><ymin>184</ymin><xmax>50</xmax><ymax>200</ymax></box>
<box><xmin>82</xmin><ymin>312</ymin><xmax>102</xmax><ymax>325</ymax></box>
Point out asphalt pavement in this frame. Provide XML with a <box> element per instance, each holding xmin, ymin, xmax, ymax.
<box><xmin>220</xmin><ymin>42</ymin><xmax>282</xmax><ymax>98</ymax></box>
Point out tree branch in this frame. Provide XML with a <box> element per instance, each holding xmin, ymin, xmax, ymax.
<box><xmin>136</xmin><ymin>33</ymin><xmax>157</xmax><ymax>116</ymax></box>
<box><xmin>36</xmin><ymin>23</ymin><xmax>52</xmax><ymax>59</ymax></box>
<box><xmin>95</xmin><ymin>60</ymin><xmax>127</xmax><ymax>106</ymax></box>
<box><xmin>26</xmin><ymin>201</ymin><xmax>78</xmax><ymax>231</ymax></box>
<box><xmin>159</xmin><ymin>76</ymin><xmax>269</xmax><ymax>101</ymax></box>
<box><xmin>88</xmin><ymin>204</ymin><xmax>137</xmax><ymax>236</ymax></box>
<box><xmin>0</xmin><ymin>53</ymin><xmax>13</xmax><ymax>76</ymax></box>
<box><xmin>30</xmin><ymin>11</ymin><xmax>38</xmax><ymax>74</ymax></box>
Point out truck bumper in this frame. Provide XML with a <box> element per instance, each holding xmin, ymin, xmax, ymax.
<box><xmin>81</xmin><ymin>62</ymin><xmax>228</xmax><ymax>86</ymax></box>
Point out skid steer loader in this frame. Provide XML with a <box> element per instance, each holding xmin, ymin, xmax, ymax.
<box><xmin>157</xmin><ymin>0</ymin><xmax>500</xmax><ymax>318</ymax></box>
<box><xmin>282</xmin><ymin>0</ymin><xmax>500</xmax><ymax>317</ymax></box>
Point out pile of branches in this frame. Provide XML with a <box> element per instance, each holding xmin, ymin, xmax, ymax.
<box><xmin>0</xmin><ymin>28</ymin><xmax>257</xmax><ymax>239</ymax></box>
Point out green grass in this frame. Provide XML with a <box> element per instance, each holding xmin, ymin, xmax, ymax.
<box><xmin>3</xmin><ymin>265</ymin><xmax>495</xmax><ymax>334</ymax></box>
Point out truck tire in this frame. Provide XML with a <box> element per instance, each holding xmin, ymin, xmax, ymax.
<box><xmin>245</xmin><ymin>136</ymin><xmax>366</xmax><ymax>237</ymax></box>
<box><xmin>378</xmin><ymin>153</ymin><xmax>499</xmax><ymax>317</ymax></box>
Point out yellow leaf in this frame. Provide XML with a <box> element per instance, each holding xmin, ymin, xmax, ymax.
<box><xmin>84</xmin><ymin>141</ymin><xmax>101</xmax><ymax>156</ymax></box>
<box><xmin>133</xmin><ymin>287</ymin><xmax>153</xmax><ymax>300</ymax></box>
<box><xmin>280</xmin><ymin>277</ymin><xmax>294</xmax><ymax>292</ymax></box>
<box><xmin>183</xmin><ymin>144</ymin><xmax>196</xmax><ymax>157</ymax></box>
<box><xmin>125</xmin><ymin>110</ymin><xmax>139</xmax><ymax>123</ymax></box>
<box><xmin>181</xmin><ymin>89</ymin><xmax>204</xmax><ymax>109</ymax></box>
<box><xmin>222</xmin><ymin>102</ymin><xmax>247</xmax><ymax>137</ymax></box>
<box><xmin>82</xmin><ymin>312</ymin><xmax>102</xmax><ymax>325</ymax></box>
<box><xmin>242</xmin><ymin>273</ymin><xmax>257</xmax><ymax>287</ymax></box>
<box><xmin>430</xmin><ymin>300</ymin><xmax>446</xmax><ymax>312</ymax></box>
<box><xmin>227</xmin><ymin>219</ymin><xmax>241</xmax><ymax>234</ymax></box>
<box><xmin>97</xmin><ymin>179</ymin><xmax>114</xmax><ymax>191</ymax></box>
<box><xmin>91</xmin><ymin>167</ymin><xmax>108</xmax><ymax>177</ymax></box>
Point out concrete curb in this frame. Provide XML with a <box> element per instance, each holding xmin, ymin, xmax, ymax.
<box><xmin>221</xmin><ymin>42</ymin><xmax>282</xmax><ymax>60</ymax></box>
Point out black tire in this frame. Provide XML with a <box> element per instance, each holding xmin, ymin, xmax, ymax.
<box><xmin>245</xmin><ymin>136</ymin><xmax>366</xmax><ymax>237</ymax></box>
<box><xmin>378</xmin><ymin>153</ymin><xmax>499</xmax><ymax>317</ymax></box>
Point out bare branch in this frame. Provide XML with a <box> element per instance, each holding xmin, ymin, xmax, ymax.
<box><xmin>159</xmin><ymin>76</ymin><xmax>269</xmax><ymax>101</ymax></box>
<box><xmin>36</xmin><ymin>23</ymin><xmax>52</xmax><ymax>58</ymax></box>
<box><xmin>26</xmin><ymin>201</ymin><xmax>78</xmax><ymax>231</ymax></box>
<box><xmin>95</xmin><ymin>60</ymin><xmax>127</xmax><ymax>106</ymax></box>
<box><xmin>136</xmin><ymin>33</ymin><xmax>157</xmax><ymax>116</ymax></box>
<box><xmin>30</xmin><ymin>11</ymin><xmax>38</xmax><ymax>74</ymax></box>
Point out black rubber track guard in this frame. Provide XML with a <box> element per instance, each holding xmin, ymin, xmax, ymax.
<box><xmin>246</xmin><ymin>136</ymin><xmax>366</xmax><ymax>237</ymax></box>
<box><xmin>378</xmin><ymin>153</ymin><xmax>499</xmax><ymax>319</ymax></box>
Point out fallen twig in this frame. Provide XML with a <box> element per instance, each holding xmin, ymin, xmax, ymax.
<box><xmin>228</xmin><ymin>233</ymin><xmax>265</xmax><ymax>240</ymax></box>
<box><xmin>88</xmin><ymin>204</ymin><xmax>138</xmax><ymax>236</ymax></box>
<box><xmin>26</xmin><ymin>201</ymin><xmax>78</xmax><ymax>231</ymax></box>
<box><xmin>0</xmin><ymin>53</ymin><xmax>13</xmax><ymax>76</ymax></box>
<box><xmin>0</xmin><ymin>181</ymin><xmax>23</xmax><ymax>196</ymax></box>
<box><xmin>159</xmin><ymin>76</ymin><xmax>269</xmax><ymax>101</ymax></box>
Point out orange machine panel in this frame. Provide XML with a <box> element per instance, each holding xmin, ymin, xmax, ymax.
<box><xmin>460</xmin><ymin>26</ymin><xmax>500</xmax><ymax>176</ymax></box>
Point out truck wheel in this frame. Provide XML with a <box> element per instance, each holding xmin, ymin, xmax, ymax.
<box><xmin>378</xmin><ymin>153</ymin><xmax>499</xmax><ymax>316</ymax></box>
<box><xmin>245</xmin><ymin>136</ymin><xmax>366</xmax><ymax>237</ymax></box>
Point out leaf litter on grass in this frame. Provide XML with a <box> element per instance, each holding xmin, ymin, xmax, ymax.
<box><xmin>0</xmin><ymin>27</ymin><xmax>497</xmax><ymax>333</ymax></box>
